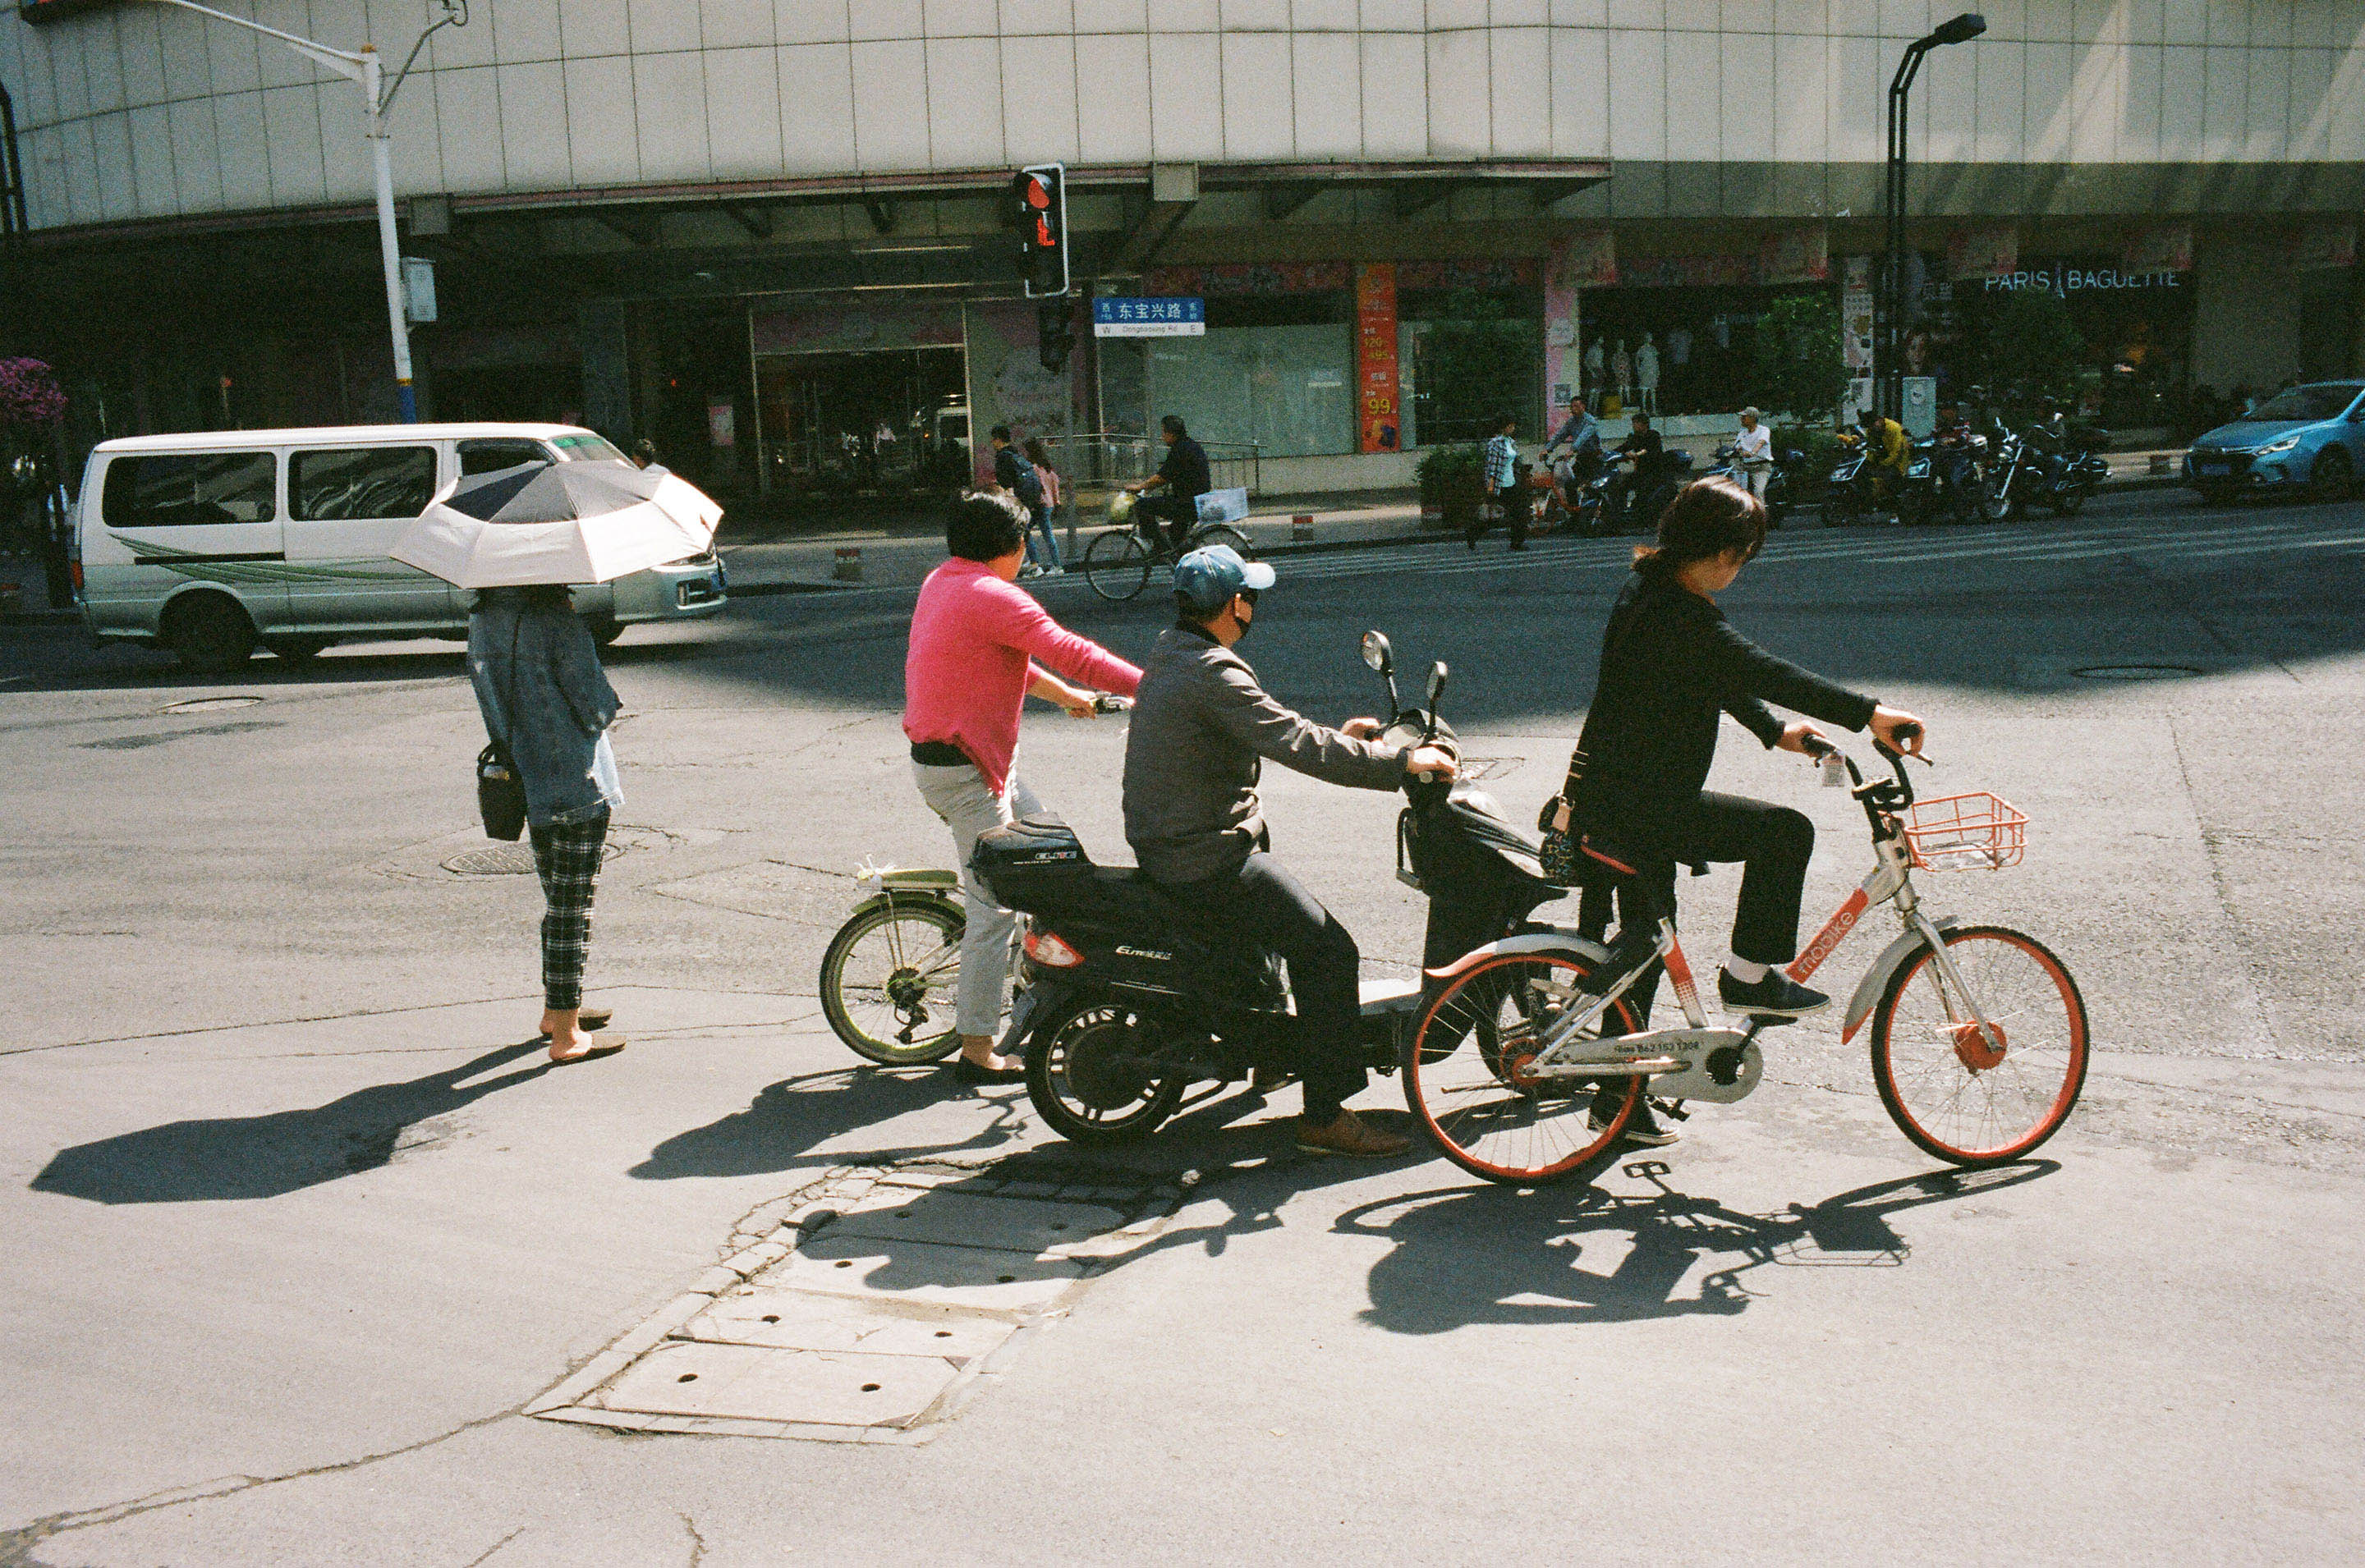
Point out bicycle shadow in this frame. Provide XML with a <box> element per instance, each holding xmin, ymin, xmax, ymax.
<box><xmin>627</xmin><ymin>1063</ymin><xmax>1032</xmax><ymax>1181</ymax></box>
<box><xmin>1335</xmin><ymin>1159</ymin><xmax>2060</xmax><ymax>1334</ymax></box>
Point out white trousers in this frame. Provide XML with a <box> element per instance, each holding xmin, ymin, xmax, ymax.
<box><xmin>912</xmin><ymin>760</ymin><xmax>1045</xmax><ymax>1037</ymax></box>
<box><xmin>1741</xmin><ymin>462</ymin><xmax>1771</xmax><ymax>502</ymax></box>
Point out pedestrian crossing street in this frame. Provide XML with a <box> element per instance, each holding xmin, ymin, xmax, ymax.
<box><xmin>1040</xmin><ymin>502</ymin><xmax>2365</xmax><ymax>596</ymax></box>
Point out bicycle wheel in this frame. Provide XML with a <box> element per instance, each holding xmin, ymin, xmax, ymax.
<box><xmin>1403</xmin><ymin>951</ymin><xmax>1644</xmax><ymax>1185</ymax></box>
<box><xmin>1869</xmin><ymin>925</ymin><xmax>2088</xmax><ymax>1166</ymax></box>
<box><xmin>1192</xmin><ymin>524</ymin><xmax>1253</xmax><ymax>560</ymax></box>
<box><xmin>818</xmin><ymin>899</ymin><xmax>967</xmax><ymax>1065</ymax></box>
<box><xmin>1083</xmin><ymin>530</ymin><xmax>1155</xmax><ymax>601</ymax></box>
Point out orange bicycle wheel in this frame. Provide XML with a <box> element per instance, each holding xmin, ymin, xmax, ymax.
<box><xmin>1403</xmin><ymin>951</ymin><xmax>1643</xmax><ymax>1185</ymax></box>
<box><xmin>1870</xmin><ymin>925</ymin><xmax>2088</xmax><ymax>1166</ymax></box>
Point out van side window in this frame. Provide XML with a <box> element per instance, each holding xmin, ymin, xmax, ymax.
<box><xmin>101</xmin><ymin>452</ymin><xmax>277</xmax><ymax>529</ymax></box>
<box><xmin>549</xmin><ymin>433</ymin><xmax>628</xmax><ymax>463</ymax></box>
<box><xmin>457</xmin><ymin>439</ymin><xmax>551</xmax><ymax>475</ymax></box>
<box><xmin>290</xmin><ymin>447</ymin><xmax>437</xmax><ymax>521</ymax></box>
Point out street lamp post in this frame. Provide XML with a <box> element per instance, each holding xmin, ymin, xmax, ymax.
<box><xmin>145</xmin><ymin>1</ymin><xmax>467</xmax><ymax>424</ymax></box>
<box><xmin>1883</xmin><ymin>11</ymin><xmax>1985</xmax><ymax>422</ymax></box>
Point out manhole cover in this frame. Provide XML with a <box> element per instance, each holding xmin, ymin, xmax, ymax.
<box><xmin>441</xmin><ymin>841</ymin><xmax>625</xmax><ymax>876</ymax></box>
<box><xmin>162</xmin><ymin>695</ymin><xmax>263</xmax><ymax>713</ymax></box>
<box><xmin>2073</xmin><ymin>664</ymin><xmax>2201</xmax><ymax>681</ymax></box>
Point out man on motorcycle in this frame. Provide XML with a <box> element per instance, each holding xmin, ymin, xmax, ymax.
<box><xmin>1608</xmin><ymin>411</ymin><xmax>1669</xmax><ymax>530</ymax></box>
<box><xmin>1856</xmin><ymin>406</ymin><xmax>1909</xmax><ymax>513</ymax></box>
<box><xmin>1122</xmin><ymin>545</ymin><xmax>1459</xmax><ymax>1158</ymax></box>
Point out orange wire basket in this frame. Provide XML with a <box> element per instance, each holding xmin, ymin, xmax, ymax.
<box><xmin>1902</xmin><ymin>791</ymin><xmax>2027</xmax><ymax>872</ymax></box>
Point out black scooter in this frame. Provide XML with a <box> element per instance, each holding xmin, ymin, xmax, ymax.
<box><xmin>978</xmin><ymin>632</ymin><xmax>1578</xmax><ymax>1146</ymax></box>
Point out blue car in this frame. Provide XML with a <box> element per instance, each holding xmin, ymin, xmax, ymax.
<box><xmin>2184</xmin><ymin>380</ymin><xmax>2365</xmax><ymax>502</ymax></box>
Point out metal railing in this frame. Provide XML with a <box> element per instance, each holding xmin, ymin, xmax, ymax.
<box><xmin>1039</xmin><ymin>432</ymin><xmax>1261</xmax><ymax>555</ymax></box>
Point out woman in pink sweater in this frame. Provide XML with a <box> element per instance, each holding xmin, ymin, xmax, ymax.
<box><xmin>905</xmin><ymin>493</ymin><xmax>1141</xmax><ymax>1084</ymax></box>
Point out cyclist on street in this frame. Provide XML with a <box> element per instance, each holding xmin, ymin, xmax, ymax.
<box><xmin>1123</xmin><ymin>545</ymin><xmax>1458</xmax><ymax>1158</ymax></box>
<box><xmin>1122</xmin><ymin>415</ymin><xmax>1212</xmax><ymax>554</ymax></box>
<box><xmin>1542</xmin><ymin>393</ymin><xmax>1603</xmax><ymax>517</ymax></box>
<box><xmin>1570</xmin><ymin>478</ymin><xmax>1925</xmax><ymax>1146</ymax></box>
<box><xmin>905</xmin><ymin>492</ymin><xmax>1141</xmax><ymax>1084</ymax></box>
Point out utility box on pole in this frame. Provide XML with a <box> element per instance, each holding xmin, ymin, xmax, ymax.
<box><xmin>402</xmin><ymin>257</ymin><xmax>437</xmax><ymax>324</ymax></box>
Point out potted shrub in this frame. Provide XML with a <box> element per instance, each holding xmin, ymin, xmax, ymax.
<box><xmin>1417</xmin><ymin>442</ymin><xmax>1485</xmax><ymax>532</ymax></box>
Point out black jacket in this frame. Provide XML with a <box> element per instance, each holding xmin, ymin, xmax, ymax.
<box><xmin>1573</xmin><ymin>569</ymin><xmax>1876</xmax><ymax>849</ymax></box>
<box><xmin>1158</xmin><ymin>435</ymin><xmax>1212</xmax><ymax>502</ymax></box>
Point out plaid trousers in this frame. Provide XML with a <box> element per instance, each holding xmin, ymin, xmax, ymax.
<box><xmin>529</xmin><ymin>810</ymin><xmax>608</xmax><ymax>1011</ymax></box>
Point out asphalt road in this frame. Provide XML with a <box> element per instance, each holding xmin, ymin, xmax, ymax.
<box><xmin>3</xmin><ymin>489</ymin><xmax>2363</xmax><ymax>1565</ymax></box>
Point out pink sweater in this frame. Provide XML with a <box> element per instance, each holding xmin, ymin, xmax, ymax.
<box><xmin>902</xmin><ymin>557</ymin><xmax>1141</xmax><ymax>796</ymax></box>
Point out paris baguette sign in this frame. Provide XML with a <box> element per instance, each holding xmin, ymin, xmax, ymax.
<box><xmin>1982</xmin><ymin>265</ymin><xmax>2184</xmax><ymax>295</ymax></box>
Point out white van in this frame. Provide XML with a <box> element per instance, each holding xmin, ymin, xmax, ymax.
<box><xmin>74</xmin><ymin>423</ymin><xmax>728</xmax><ymax>672</ymax></box>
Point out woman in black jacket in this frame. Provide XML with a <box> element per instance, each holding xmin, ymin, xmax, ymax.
<box><xmin>1573</xmin><ymin>478</ymin><xmax>1923</xmax><ymax>1141</ymax></box>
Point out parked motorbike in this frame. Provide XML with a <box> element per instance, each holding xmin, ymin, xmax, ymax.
<box><xmin>1982</xmin><ymin>422</ymin><xmax>2110</xmax><ymax>520</ymax></box>
<box><xmin>979</xmin><ymin>632</ymin><xmax>1582</xmax><ymax>1145</ymax></box>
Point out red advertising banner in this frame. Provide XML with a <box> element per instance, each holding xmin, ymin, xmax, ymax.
<box><xmin>1355</xmin><ymin>263</ymin><xmax>1400</xmax><ymax>454</ymax></box>
<box><xmin>1948</xmin><ymin>224</ymin><xmax>2018</xmax><ymax>281</ymax></box>
<box><xmin>1759</xmin><ymin>224</ymin><xmax>1830</xmax><ymax>284</ymax></box>
<box><xmin>2121</xmin><ymin>222</ymin><xmax>2193</xmax><ymax>276</ymax></box>
<box><xmin>1549</xmin><ymin>230</ymin><xmax>1619</xmax><ymax>290</ymax></box>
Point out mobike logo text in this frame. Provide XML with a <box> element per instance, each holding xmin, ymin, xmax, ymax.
<box><xmin>1790</xmin><ymin>895</ymin><xmax>1867</xmax><ymax>980</ymax></box>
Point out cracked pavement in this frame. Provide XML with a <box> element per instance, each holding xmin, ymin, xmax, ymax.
<box><xmin>4</xmin><ymin>493</ymin><xmax>2363</xmax><ymax>1564</ymax></box>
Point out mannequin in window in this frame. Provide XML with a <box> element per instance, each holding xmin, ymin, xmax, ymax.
<box><xmin>1583</xmin><ymin>337</ymin><xmax>1605</xmax><ymax>400</ymax></box>
<box><xmin>1636</xmin><ymin>333</ymin><xmax>1660</xmax><ymax>415</ymax></box>
<box><xmin>1613</xmin><ymin>340</ymin><xmax>1633</xmax><ymax>407</ymax></box>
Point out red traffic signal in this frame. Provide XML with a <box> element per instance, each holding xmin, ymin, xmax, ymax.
<box><xmin>1013</xmin><ymin>164</ymin><xmax>1068</xmax><ymax>299</ymax></box>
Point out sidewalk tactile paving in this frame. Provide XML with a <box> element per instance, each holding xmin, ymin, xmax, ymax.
<box><xmin>529</xmin><ymin>1158</ymin><xmax>1180</xmax><ymax>1442</ymax></box>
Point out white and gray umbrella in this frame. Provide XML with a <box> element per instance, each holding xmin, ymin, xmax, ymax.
<box><xmin>390</xmin><ymin>460</ymin><xmax>722</xmax><ymax>589</ymax></box>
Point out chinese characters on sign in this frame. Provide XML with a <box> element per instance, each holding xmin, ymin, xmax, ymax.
<box><xmin>1841</xmin><ymin>256</ymin><xmax>1876</xmax><ymax>419</ymax></box>
<box><xmin>1354</xmin><ymin>264</ymin><xmax>1399</xmax><ymax>453</ymax></box>
<box><xmin>1091</xmin><ymin>297</ymin><xmax>1206</xmax><ymax>337</ymax></box>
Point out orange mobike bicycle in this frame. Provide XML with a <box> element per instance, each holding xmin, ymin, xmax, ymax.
<box><xmin>1402</xmin><ymin>731</ymin><xmax>2087</xmax><ymax>1185</ymax></box>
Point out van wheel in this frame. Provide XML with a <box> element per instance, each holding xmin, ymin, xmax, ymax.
<box><xmin>588</xmin><ymin>618</ymin><xmax>626</xmax><ymax>648</ymax></box>
<box><xmin>163</xmin><ymin>595</ymin><xmax>259</xmax><ymax>675</ymax></box>
<box><xmin>264</xmin><ymin>636</ymin><xmax>329</xmax><ymax>663</ymax></box>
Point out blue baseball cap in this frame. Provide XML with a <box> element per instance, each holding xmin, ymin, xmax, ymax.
<box><xmin>1172</xmin><ymin>544</ymin><xmax>1275</xmax><ymax>613</ymax></box>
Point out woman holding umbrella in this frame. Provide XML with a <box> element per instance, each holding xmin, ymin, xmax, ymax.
<box><xmin>397</xmin><ymin>456</ymin><xmax>723</xmax><ymax>1063</ymax></box>
<box><xmin>469</xmin><ymin>584</ymin><xmax>626</xmax><ymax>1064</ymax></box>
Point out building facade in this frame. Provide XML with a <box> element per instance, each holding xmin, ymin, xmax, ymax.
<box><xmin>3</xmin><ymin>0</ymin><xmax>2361</xmax><ymax>497</ymax></box>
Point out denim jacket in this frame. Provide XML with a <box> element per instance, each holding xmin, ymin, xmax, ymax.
<box><xmin>467</xmin><ymin>588</ymin><xmax>624</xmax><ymax>828</ymax></box>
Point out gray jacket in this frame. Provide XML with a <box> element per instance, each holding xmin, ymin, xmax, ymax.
<box><xmin>1122</xmin><ymin>625</ymin><xmax>1406</xmax><ymax>883</ymax></box>
<box><xmin>467</xmin><ymin>588</ymin><xmax>624</xmax><ymax>828</ymax></box>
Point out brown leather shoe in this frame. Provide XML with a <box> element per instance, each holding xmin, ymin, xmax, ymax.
<box><xmin>1295</xmin><ymin>1109</ymin><xmax>1412</xmax><ymax>1158</ymax></box>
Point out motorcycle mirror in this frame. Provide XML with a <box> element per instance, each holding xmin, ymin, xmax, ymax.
<box><xmin>1360</xmin><ymin>630</ymin><xmax>1393</xmax><ymax>675</ymax></box>
<box><xmin>1425</xmin><ymin>661</ymin><xmax>1448</xmax><ymax>707</ymax></box>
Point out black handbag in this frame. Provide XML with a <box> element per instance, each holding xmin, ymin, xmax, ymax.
<box><xmin>477</xmin><ymin>744</ymin><xmax>526</xmax><ymax>841</ymax></box>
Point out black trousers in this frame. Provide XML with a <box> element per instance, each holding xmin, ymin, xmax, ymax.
<box><xmin>1163</xmin><ymin>852</ymin><xmax>1366</xmax><ymax>1123</ymax></box>
<box><xmin>1138</xmin><ymin>493</ymin><xmax>1197</xmax><ymax>552</ymax></box>
<box><xmin>1578</xmin><ymin>791</ymin><xmax>1815</xmax><ymax>1026</ymax></box>
<box><xmin>1465</xmin><ymin>485</ymin><xmax>1529</xmax><ymax>548</ymax></box>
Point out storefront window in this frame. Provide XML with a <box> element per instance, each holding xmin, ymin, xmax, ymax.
<box><xmin>1401</xmin><ymin>287</ymin><xmax>1540</xmax><ymax>445</ymax></box>
<box><xmin>1141</xmin><ymin>294</ymin><xmax>1354</xmax><ymax>458</ymax></box>
<box><xmin>1571</xmin><ymin>287</ymin><xmax>1784</xmax><ymax>420</ymax></box>
<box><xmin>1942</xmin><ymin>258</ymin><xmax>2195</xmax><ymax>433</ymax></box>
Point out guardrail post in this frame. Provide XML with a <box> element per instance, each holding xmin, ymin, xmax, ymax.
<box><xmin>833</xmin><ymin>546</ymin><xmax>862</xmax><ymax>582</ymax></box>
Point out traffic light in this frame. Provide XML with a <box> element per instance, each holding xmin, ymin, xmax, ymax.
<box><xmin>1013</xmin><ymin>163</ymin><xmax>1068</xmax><ymax>299</ymax></box>
<box><xmin>1037</xmin><ymin>299</ymin><xmax>1076</xmax><ymax>374</ymax></box>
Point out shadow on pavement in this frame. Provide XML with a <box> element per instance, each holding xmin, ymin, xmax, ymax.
<box><xmin>1336</xmin><ymin>1158</ymin><xmax>2060</xmax><ymax>1332</ymax></box>
<box><xmin>30</xmin><ymin>1040</ymin><xmax>558</xmax><ymax>1204</ymax></box>
<box><xmin>627</xmin><ymin>1064</ymin><xmax>1031</xmax><ymax>1180</ymax></box>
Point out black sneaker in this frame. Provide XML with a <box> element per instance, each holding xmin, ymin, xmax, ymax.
<box><xmin>1589</xmin><ymin>1088</ymin><xmax>1678</xmax><ymax>1148</ymax></box>
<box><xmin>1718</xmin><ymin>968</ymin><xmax>1830</xmax><ymax>1020</ymax></box>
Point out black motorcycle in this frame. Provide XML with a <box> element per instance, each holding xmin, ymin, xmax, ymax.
<box><xmin>1983</xmin><ymin>420</ymin><xmax>2110</xmax><ymax>520</ymax></box>
<box><xmin>977</xmin><ymin>632</ymin><xmax>1582</xmax><ymax>1145</ymax></box>
<box><xmin>1597</xmin><ymin>448</ymin><xmax>1694</xmax><ymax>534</ymax></box>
